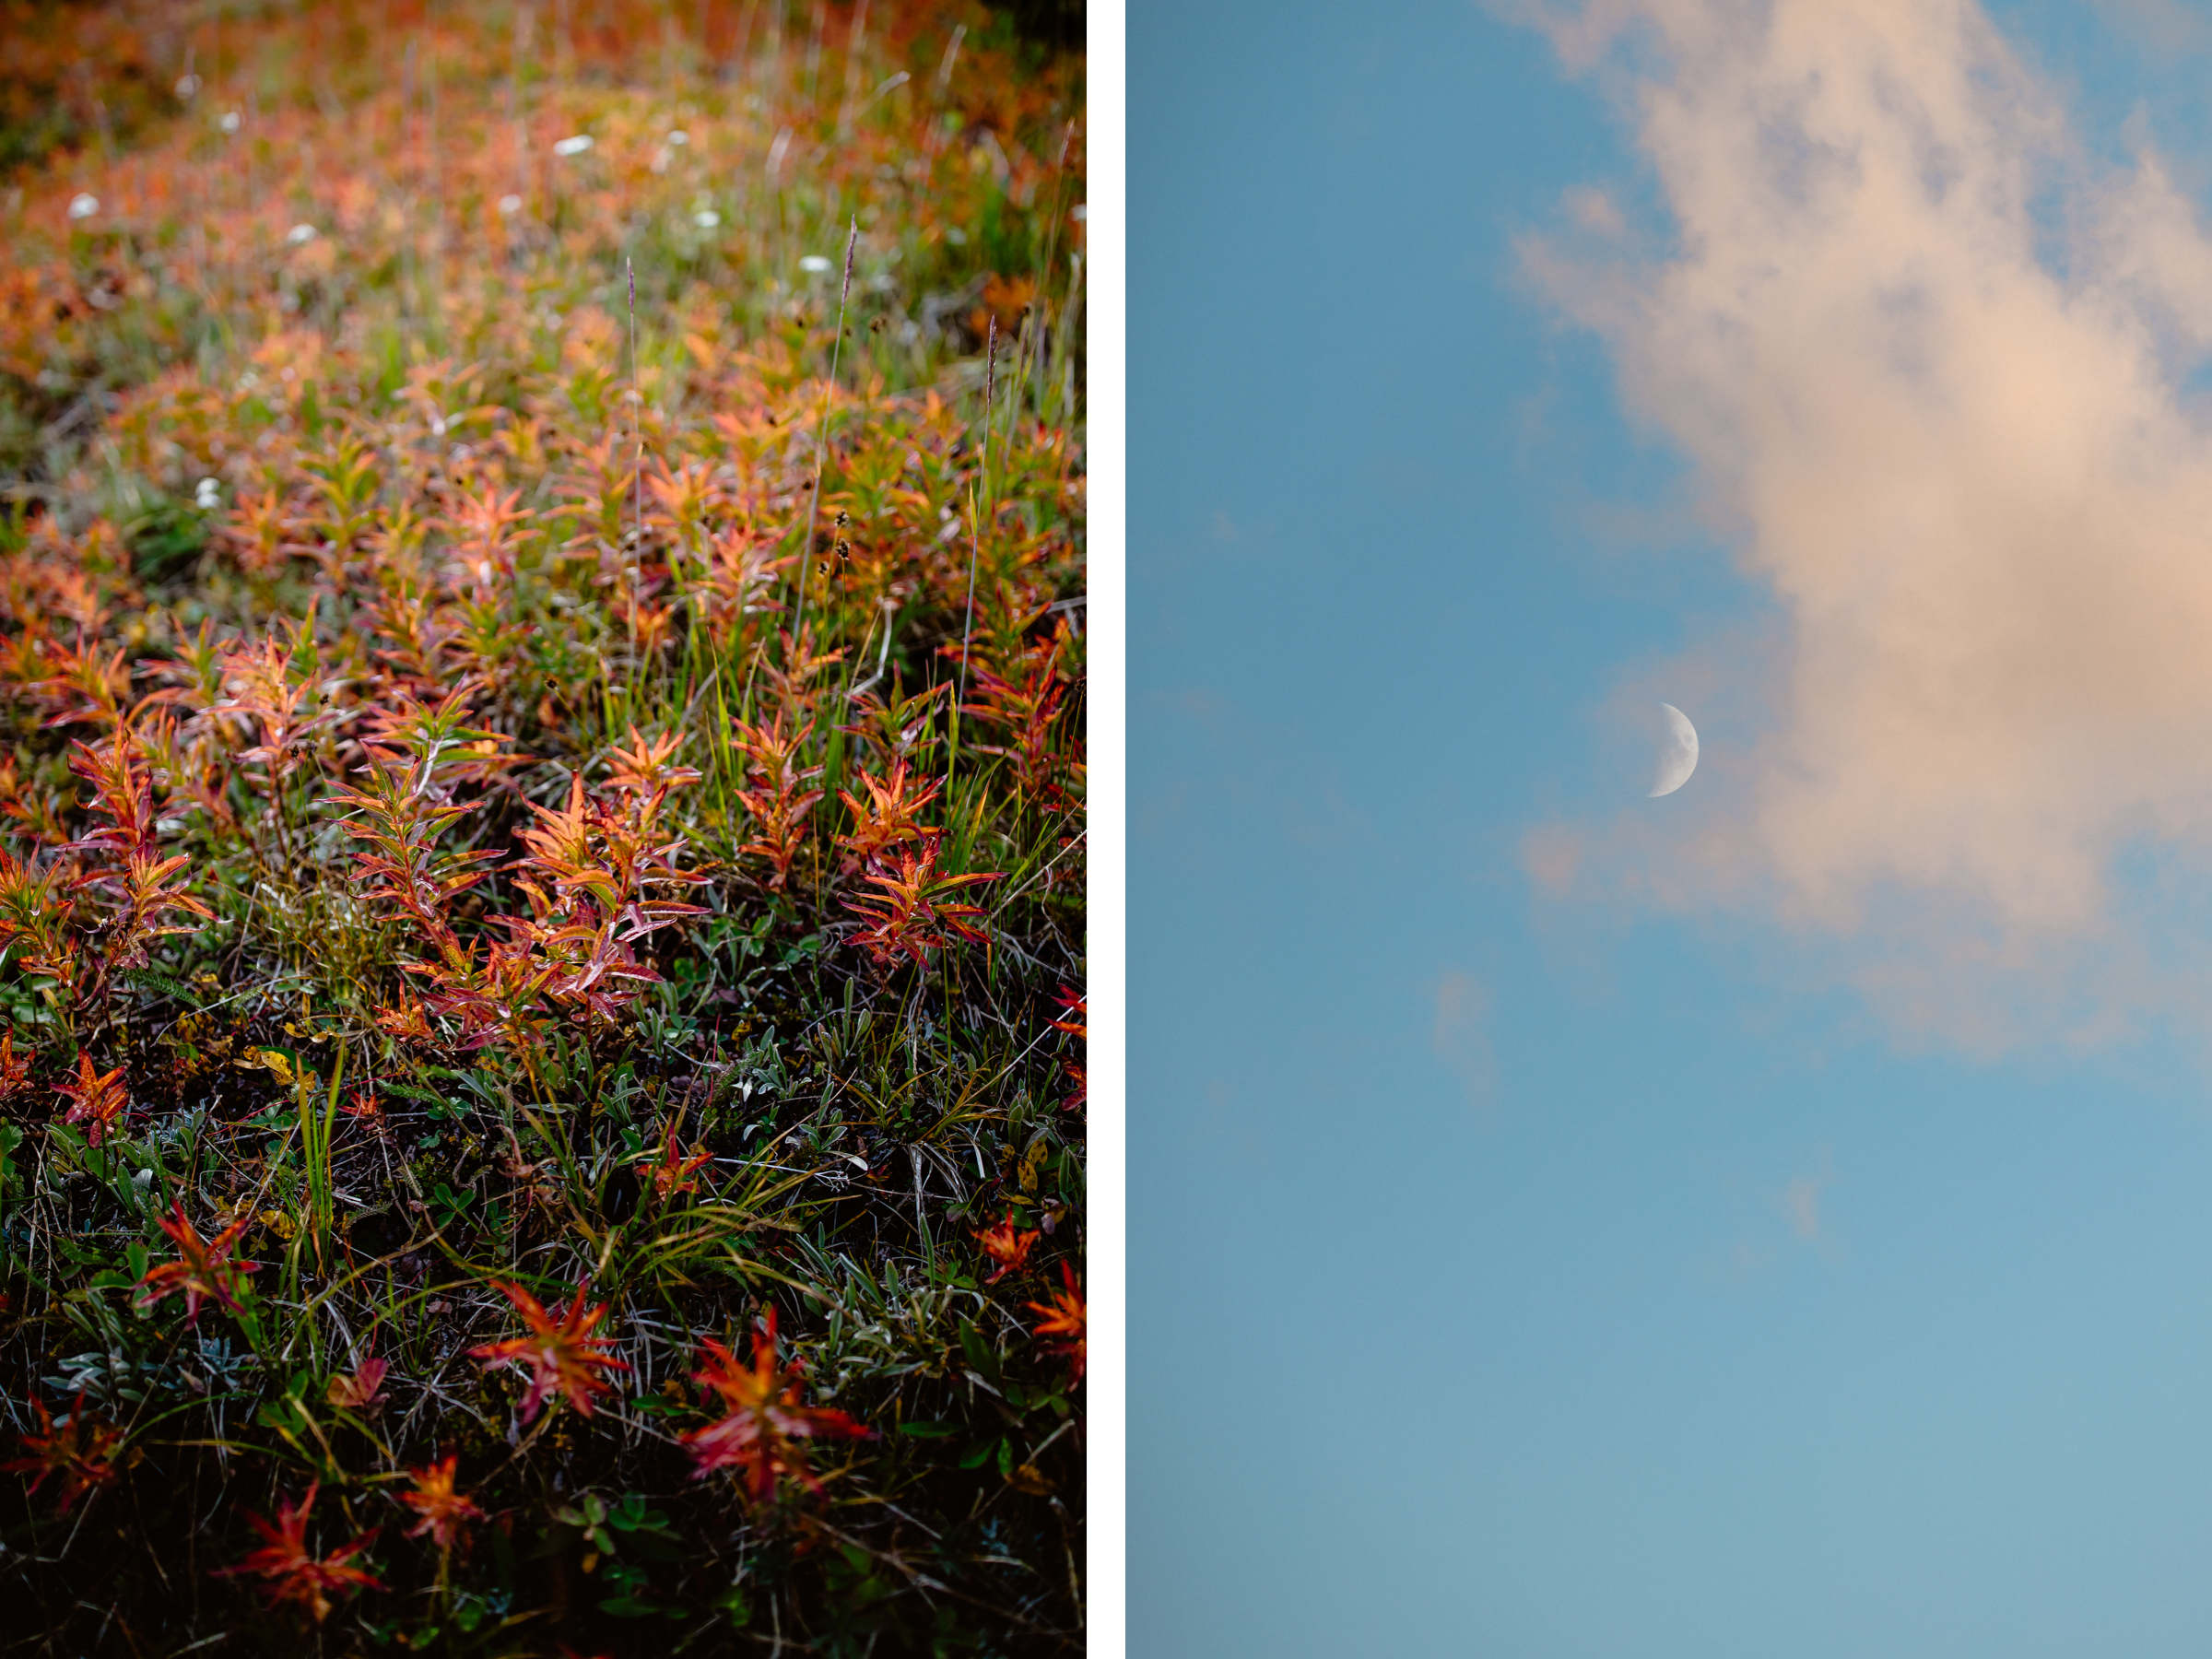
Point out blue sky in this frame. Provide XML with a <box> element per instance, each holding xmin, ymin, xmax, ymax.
<box><xmin>1131</xmin><ymin>2</ymin><xmax>2212</xmax><ymax>1652</ymax></box>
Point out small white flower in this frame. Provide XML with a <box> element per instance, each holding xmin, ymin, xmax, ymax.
<box><xmin>174</xmin><ymin>73</ymin><xmax>200</xmax><ymax>100</ymax></box>
<box><xmin>194</xmin><ymin>477</ymin><xmax>221</xmax><ymax>510</ymax></box>
<box><xmin>799</xmin><ymin>253</ymin><xmax>832</xmax><ymax>274</ymax></box>
<box><xmin>944</xmin><ymin>225</ymin><xmax>967</xmax><ymax>245</ymax></box>
<box><xmin>286</xmin><ymin>223</ymin><xmax>317</xmax><ymax>245</ymax></box>
<box><xmin>666</xmin><ymin>129</ymin><xmax>688</xmax><ymax>146</ymax></box>
<box><xmin>67</xmin><ymin>193</ymin><xmax>99</xmax><ymax>220</ymax></box>
<box><xmin>552</xmin><ymin>134</ymin><xmax>594</xmax><ymax>157</ymax></box>
<box><xmin>498</xmin><ymin>194</ymin><xmax>524</xmax><ymax>216</ymax></box>
<box><xmin>692</xmin><ymin>207</ymin><xmax>721</xmax><ymax>229</ymax></box>
<box><xmin>1072</xmin><ymin>204</ymin><xmax>1087</xmax><ymax>221</ymax></box>
<box><xmin>219</xmin><ymin>111</ymin><xmax>241</xmax><ymax>134</ymax></box>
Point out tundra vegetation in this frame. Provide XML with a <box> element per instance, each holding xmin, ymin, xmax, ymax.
<box><xmin>0</xmin><ymin>1</ymin><xmax>1086</xmax><ymax>1651</ymax></box>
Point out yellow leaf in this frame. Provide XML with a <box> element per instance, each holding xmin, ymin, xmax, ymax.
<box><xmin>241</xmin><ymin>1047</ymin><xmax>295</xmax><ymax>1082</ymax></box>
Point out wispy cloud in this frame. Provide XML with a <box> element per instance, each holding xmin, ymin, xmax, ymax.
<box><xmin>1514</xmin><ymin>0</ymin><xmax>2212</xmax><ymax>1051</ymax></box>
<box><xmin>1780</xmin><ymin>1158</ymin><xmax>1829</xmax><ymax>1243</ymax></box>
<box><xmin>1432</xmin><ymin>971</ymin><xmax>1497</xmax><ymax>1105</ymax></box>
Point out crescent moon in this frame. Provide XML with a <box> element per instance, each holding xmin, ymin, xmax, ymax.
<box><xmin>1650</xmin><ymin>703</ymin><xmax>1699</xmax><ymax>797</ymax></box>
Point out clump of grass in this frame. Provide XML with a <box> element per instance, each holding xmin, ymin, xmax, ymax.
<box><xmin>0</xmin><ymin>1</ymin><xmax>1086</xmax><ymax>1652</ymax></box>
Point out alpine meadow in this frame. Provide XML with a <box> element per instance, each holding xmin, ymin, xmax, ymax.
<box><xmin>0</xmin><ymin>1</ymin><xmax>1087</xmax><ymax>1651</ymax></box>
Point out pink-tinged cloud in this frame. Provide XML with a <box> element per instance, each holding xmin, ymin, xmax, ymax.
<box><xmin>1513</xmin><ymin>0</ymin><xmax>2212</xmax><ymax>1051</ymax></box>
<box><xmin>1782</xmin><ymin>1167</ymin><xmax>1825</xmax><ymax>1242</ymax></box>
<box><xmin>1433</xmin><ymin>971</ymin><xmax>1497</xmax><ymax>1104</ymax></box>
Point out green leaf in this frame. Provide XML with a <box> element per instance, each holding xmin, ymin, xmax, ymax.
<box><xmin>255</xmin><ymin>1395</ymin><xmax>310</xmax><ymax>1433</ymax></box>
<box><xmin>378</xmin><ymin>1079</ymin><xmax>453</xmax><ymax>1111</ymax></box>
<box><xmin>958</xmin><ymin>1323</ymin><xmax>991</xmax><ymax>1370</ymax></box>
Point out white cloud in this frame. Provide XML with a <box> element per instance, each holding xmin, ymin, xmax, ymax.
<box><xmin>1517</xmin><ymin>0</ymin><xmax>2212</xmax><ymax>1051</ymax></box>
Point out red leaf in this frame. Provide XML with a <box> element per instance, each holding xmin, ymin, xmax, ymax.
<box><xmin>467</xmin><ymin>1278</ymin><xmax>630</xmax><ymax>1422</ymax></box>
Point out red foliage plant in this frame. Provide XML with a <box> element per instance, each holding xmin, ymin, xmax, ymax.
<box><xmin>1026</xmin><ymin>1264</ymin><xmax>1086</xmax><ymax>1386</ymax></box>
<box><xmin>641</xmin><ymin>1114</ymin><xmax>715</xmax><ymax>1202</ymax></box>
<box><xmin>400</xmin><ymin>1454</ymin><xmax>487</xmax><ymax>1552</ymax></box>
<box><xmin>955</xmin><ymin>612</ymin><xmax>1081</xmax><ymax>804</ymax></box>
<box><xmin>468</xmin><ymin>1278</ymin><xmax>631</xmax><ymax>1423</ymax></box>
<box><xmin>677</xmin><ymin>1308</ymin><xmax>872</xmax><ymax>1504</ymax></box>
<box><xmin>2</xmin><ymin>1392</ymin><xmax>124</xmax><ymax>1513</ymax></box>
<box><xmin>842</xmin><ymin>839</ymin><xmax>1003</xmax><ymax>973</ymax></box>
<box><xmin>0</xmin><ymin>717</ymin><xmax>210</xmax><ymax>1014</ymax></box>
<box><xmin>732</xmin><ymin>711</ymin><xmax>824</xmax><ymax>888</ymax></box>
<box><xmin>54</xmin><ymin>1051</ymin><xmax>126</xmax><ymax>1146</ymax></box>
<box><xmin>331</xmin><ymin>703</ymin><xmax>709</xmax><ymax>1053</ymax></box>
<box><xmin>215</xmin><ymin>1482</ymin><xmax>383</xmax><ymax>1624</ymax></box>
<box><xmin>134</xmin><ymin>1203</ymin><xmax>257</xmax><ymax>1324</ymax></box>
<box><xmin>1052</xmin><ymin>986</ymin><xmax>1086</xmax><ymax>1111</ymax></box>
<box><xmin>502</xmin><ymin>726</ymin><xmax>711</xmax><ymax>1023</ymax></box>
<box><xmin>324</xmin><ymin>1356</ymin><xmax>389</xmax><ymax>1414</ymax></box>
<box><xmin>836</xmin><ymin>755</ymin><xmax>943</xmax><ymax>870</ymax></box>
<box><xmin>974</xmin><ymin>1210</ymin><xmax>1040</xmax><ymax>1284</ymax></box>
<box><xmin>62</xmin><ymin>724</ymin><xmax>214</xmax><ymax>977</ymax></box>
<box><xmin>338</xmin><ymin>1087</ymin><xmax>388</xmax><ymax>1134</ymax></box>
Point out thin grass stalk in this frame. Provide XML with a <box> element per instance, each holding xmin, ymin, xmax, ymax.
<box><xmin>628</xmin><ymin>254</ymin><xmax>644</xmax><ymax>661</ymax></box>
<box><xmin>789</xmin><ymin>215</ymin><xmax>857</xmax><ymax>681</ymax></box>
<box><xmin>1009</xmin><ymin>123</ymin><xmax>1080</xmax><ymax>441</ymax></box>
<box><xmin>950</xmin><ymin>318</ymin><xmax>996</xmax><ymax>786</ymax></box>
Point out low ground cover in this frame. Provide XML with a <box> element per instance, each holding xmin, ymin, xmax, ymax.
<box><xmin>0</xmin><ymin>2</ymin><xmax>1086</xmax><ymax>1651</ymax></box>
